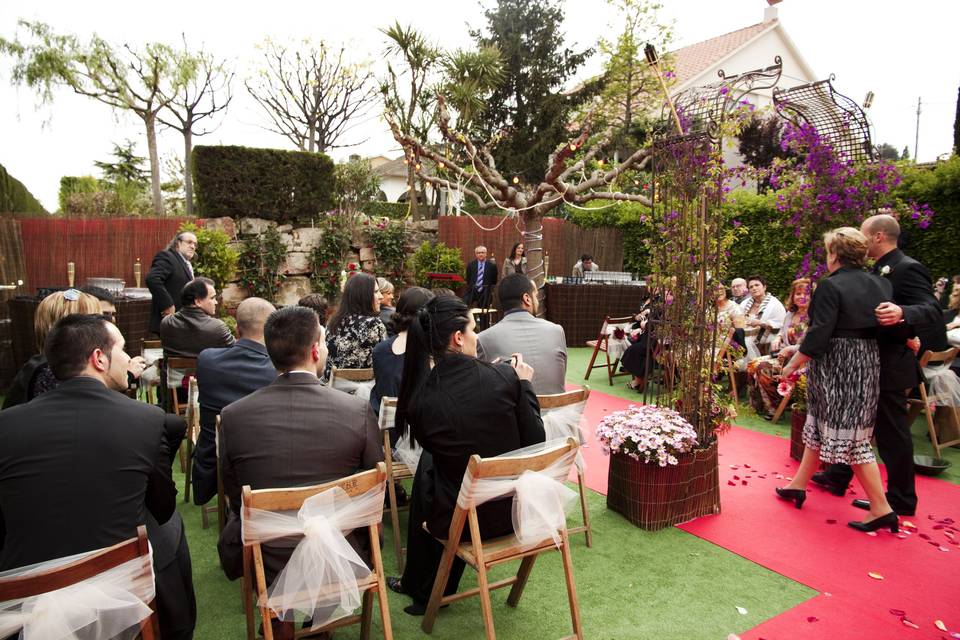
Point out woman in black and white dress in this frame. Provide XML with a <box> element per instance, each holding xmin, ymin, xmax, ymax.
<box><xmin>777</xmin><ymin>227</ymin><xmax>899</xmax><ymax>533</ymax></box>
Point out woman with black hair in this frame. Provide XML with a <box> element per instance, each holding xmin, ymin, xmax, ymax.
<box><xmin>502</xmin><ymin>241</ymin><xmax>526</xmax><ymax>276</ymax></box>
<box><xmin>324</xmin><ymin>272</ymin><xmax>386</xmax><ymax>379</ymax></box>
<box><xmin>387</xmin><ymin>296</ymin><xmax>545</xmax><ymax>615</ymax></box>
<box><xmin>369</xmin><ymin>286</ymin><xmax>434</xmax><ymax>416</ymax></box>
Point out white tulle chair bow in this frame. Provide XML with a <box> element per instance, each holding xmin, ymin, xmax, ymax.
<box><xmin>0</xmin><ymin>528</ymin><xmax>156</xmax><ymax>640</ymax></box>
<box><xmin>329</xmin><ymin>368</ymin><xmax>375</xmax><ymax>401</ymax></box>
<box><xmin>923</xmin><ymin>365</ymin><xmax>960</xmax><ymax>407</ymax></box>
<box><xmin>241</xmin><ymin>467</ymin><xmax>389</xmax><ymax>633</ymax></box>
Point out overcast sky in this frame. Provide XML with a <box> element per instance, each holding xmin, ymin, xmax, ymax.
<box><xmin>1</xmin><ymin>0</ymin><xmax>957</xmax><ymax>211</ymax></box>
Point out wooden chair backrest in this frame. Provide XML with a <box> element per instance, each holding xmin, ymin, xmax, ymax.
<box><xmin>0</xmin><ymin>525</ymin><xmax>151</xmax><ymax>601</ymax></box>
<box><xmin>537</xmin><ymin>387</ymin><xmax>590</xmax><ymax>409</ymax></box>
<box><xmin>165</xmin><ymin>356</ymin><xmax>198</xmax><ymax>372</ymax></box>
<box><xmin>242</xmin><ymin>463</ymin><xmax>387</xmax><ymax>514</ymax></box>
<box><xmin>919</xmin><ymin>347</ymin><xmax>959</xmax><ymax>368</ymax></box>
<box><xmin>331</xmin><ymin>367</ymin><xmax>375</xmax><ymax>383</ymax></box>
<box><xmin>141</xmin><ymin>338</ymin><xmax>161</xmax><ymax>354</ymax></box>
<box><xmin>465</xmin><ymin>437</ymin><xmax>578</xmax><ymax>482</ymax></box>
<box><xmin>378</xmin><ymin>397</ymin><xmax>398</xmax><ymax>432</ymax></box>
<box><xmin>599</xmin><ymin>315</ymin><xmax>635</xmax><ymax>336</ymax></box>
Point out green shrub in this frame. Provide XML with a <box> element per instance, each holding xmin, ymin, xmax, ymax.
<box><xmin>365</xmin><ymin>218</ymin><xmax>407</xmax><ymax>280</ymax></box>
<box><xmin>309</xmin><ymin>213</ymin><xmax>353</xmax><ymax>302</ymax></box>
<box><xmin>58</xmin><ymin>176</ymin><xmax>100</xmax><ymax>212</ymax></box>
<box><xmin>361</xmin><ymin>201</ymin><xmax>410</xmax><ymax>220</ymax></box>
<box><xmin>409</xmin><ymin>241</ymin><xmax>465</xmax><ymax>287</ymax></box>
<box><xmin>237</xmin><ymin>225</ymin><xmax>287</xmax><ymax>302</ymax></box>
<box><xmin>193</xmin><ymin>145</ymin><xmax>335</xmax><ymax>223</ymax></box>
<box><xmin>177</xmin><ymin>222</ymin><xmax>239</xmax><ymax>290</ymax></box>
<box><xmin>1</xmin><ymin>163</ymin><xmax>47</xmax><ymax>215</ymax></box>
<box><xmin>896</xmin><ymin>156</ymin><xmax>960</xmax><ymax>279</ymax></box>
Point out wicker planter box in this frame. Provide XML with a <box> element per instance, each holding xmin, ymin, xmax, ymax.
<box><xmin>790</xmin><ymin>410</ymin><xmax>806</xmax><ymax>462</ymax></box>
<box><xmin>606</xmin><ymin>439</ymin><xmax>720</xmax><ymax>530</ymax></box>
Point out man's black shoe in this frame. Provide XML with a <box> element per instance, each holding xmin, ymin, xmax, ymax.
<box><xmin>811</xmin><ymin>471</ymin><xmax>847</xmax><ymax>497</ymax></box>
<box><xmin>851</xmin><ymin>499</ymin><xmax>915</xmax><ymax>517</ymax></box>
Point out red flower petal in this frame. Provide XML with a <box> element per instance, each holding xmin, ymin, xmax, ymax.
<box><xmin>826</xmin><ymin>519</ymin><xmax>837</xmax><ymax>524</ymax></box>
<box><xmin>727</xmin><ymin>480</ymin><xmax>736</xmax><ymax>486</ymax></box>
<box><xmin>741</xmin><ymin>480</ymin><xmax>748</xmax><ymax>485</ymax></box>
<box><xmin>919</xmin><ymin>533</ymin><xmax>932</xmax><ymax>540</ymax></box>
<box><xmin>888</xmin><ymin>609</ymin><xmax>906</xmax><ymax>616</ymax></box>
<box><xmin>806</xmin><ymin>616</ymin><xmax>819</xmax><ymax>623</ymax></box>
<box><xmin>733</xmin><ymin>475</ymin><xmax>740</xmax><ymax>480</ymax></box>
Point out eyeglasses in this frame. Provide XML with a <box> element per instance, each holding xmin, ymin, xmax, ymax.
<box><xmin>102</xmin><ymin>311</ymin><xmax>116</xmax><ymax>321</ymax></box>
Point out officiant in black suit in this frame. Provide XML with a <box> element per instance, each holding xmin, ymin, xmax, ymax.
<box><xmin>463</xmin><ymin>245</ymin><xmax>498</xmax><ymax>310</ymax></box>
<box><xmin>815</xmin><ymin>215</ymin><xmax>947</xmax><ymax>516</ymax></box>
<box><xmin>147</xmin><ymin>230</ymin><xmax>198</xmax><ymax>334</ymax></box>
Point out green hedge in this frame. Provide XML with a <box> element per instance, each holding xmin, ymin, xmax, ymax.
<box><xmin>361</xmin><ymin>201</ymin><xmax>409</xmax><ymax>220</ymax></box>
<box><xmin>0</xmin><ymin>163</ymin><xmax>47</xmax><ymax>215</ymax></box>
<box><xmin>193</xmin><ymin>145</ymin><xmax>335</xmax><ymax>223</ymax></box>
<box><xmin>896</xmin><ymin>156</ymin><xmax>960</xmax><ymax>279</ymax></box>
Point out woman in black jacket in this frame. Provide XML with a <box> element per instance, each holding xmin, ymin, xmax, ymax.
<box><xmin>388</xmin><ymin>295</ymin><xmax>545</xmax><ymax>615</ymax></box>
<box><xmin>778</xmin><ymin>227</ymin><xmax>899</xmax><ymax>533</ymax></box>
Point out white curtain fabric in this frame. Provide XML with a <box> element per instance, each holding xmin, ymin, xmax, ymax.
<box><xmin>332</xmin><ymin>377</ymin><xmax>375</xmax><ymax>401</ymax></box>
<box><xmin>924</xmin><ymin>366</ymin><xmax>960</xmax><ymax>407</ymax></box>
<box><xmin>605</xmin><ymin>324</ymin><xmax>632</xmax><ymax>361</ymax></box>
<box><xmin>456</xmin><ymin>438</ymin><xmax>578</xmax><ymax>549</ymax></box>
<box><xmin>241</xmin><ymin>483</ymin><xmax>384</xmax><ymax>630</ymax></box>
<box><xmin>541</xmin><ymin>402</ymin><xmax>588</xmax><ymax>472</ymax></box>
<box><xmin>0</xmin><ymin>548</ymin><xmax>155</xmax><ymax>640</ymax></box>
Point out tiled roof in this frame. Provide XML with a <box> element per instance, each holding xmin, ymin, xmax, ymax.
<box><xmin>670</xmin><ymin>20</ymin><xmax>775</xmax><ymax>88</ymax></box>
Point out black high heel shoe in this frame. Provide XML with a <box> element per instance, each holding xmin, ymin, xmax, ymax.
<box><xmin>775</xmin><ymin>487</ymin><xmax>806</xmax><ymax>509</ymax></box>
<box><xmin>847</xmin><ymin>511</ymin><xmax>899</xmax><ymax>533</ymax></box>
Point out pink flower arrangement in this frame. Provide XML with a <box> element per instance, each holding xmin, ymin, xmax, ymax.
<box><xmin>595</xmin><ymin>405</ymin><xmax>699</xmax><ymax>466</ymax></box>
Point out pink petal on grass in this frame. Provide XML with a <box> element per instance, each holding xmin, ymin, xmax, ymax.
<box><xmin>902</xmin><ymin>521</ymin><xmax>917</xmax><ymax>529</ymax></box>
<box><xmin>935</xmin><ymin>620</ymin><xmax>947</xmax><ymax>631</ymax></box>
<box><xmin>901</xmin><ymin>618</ymin><xmax>920</xmax><ymax>629</ymax></box>
<box><xmin>866</xmin><ymin>531</ymin><xmax>878</xmax><ymax>537</ymax></box>
<box><xmin>868</xmin><ymin>572</ymin><xmax>884</xmax><ymax>580</ymax></box>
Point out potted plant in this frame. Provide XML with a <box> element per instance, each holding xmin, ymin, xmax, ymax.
<box><xmin>778</xmin><ymin>373</ymin><xmax>807</xmax><ymax>462</ymax></box>
<box><xmin>599</xmin><ymin>392</ymin><xmax>731</xmax><ymax>530</ymax></box>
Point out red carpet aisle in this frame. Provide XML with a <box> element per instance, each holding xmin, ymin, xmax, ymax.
<box><xmin>574</xmin><ymin>388</ymin><xmax>960</xmax><ymax>640</ymax></box>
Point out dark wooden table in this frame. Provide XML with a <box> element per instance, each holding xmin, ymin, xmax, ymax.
<box><xmin>8</xmin><ymin>296</ymin><xmax>153</xmax><ymax>374</ymax></box>
<box><xmin>544</xmin><ymin>283</ymin><xmax>648</xmax><ymax>347</ymax></box>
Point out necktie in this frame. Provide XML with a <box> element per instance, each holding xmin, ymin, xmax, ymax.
<box><xmin>184</xmin><ymin>256</ymin><xmax>194</xmax><ymax>280</ymax></box>
<box><xmin>477</xmin><ymin>260</ymin><xmax>485</xmax><ymax>291</ymax></box>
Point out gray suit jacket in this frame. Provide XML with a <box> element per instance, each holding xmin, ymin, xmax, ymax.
<box><xmin>477</xmin><ymin>310</ymin><xmax>567</xmax><ymax>395</ymax></box>
<box><xmin>217</xmin><ymin>371</ymin><xmax>383</xmax><ymax>580</ymax></box>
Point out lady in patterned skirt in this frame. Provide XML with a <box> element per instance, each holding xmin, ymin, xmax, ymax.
<box><xmin>776</xmin><ymin>228</ymin><xmax>899</xmax><ymax>533</ymax></box>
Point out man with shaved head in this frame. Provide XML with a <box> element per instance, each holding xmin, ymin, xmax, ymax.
<box><xmin>814</xmin><ymin>214</ymin><xmax>946</xmax><ymax>516</ymax></box>
<box><xmin>192</xmin><ymin>297</ymin><xmax>277</xmax><ymax>505</ymax></box>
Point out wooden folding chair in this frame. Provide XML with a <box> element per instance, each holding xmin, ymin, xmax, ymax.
<box><xmin>583</xmin><ymin>315</ymin><xmax>635</xmax><ymax>385</ymax></box>
<box><xmin>183</xmin><ymin>377</ymin><xmax>200</xmax><ymax>503</ymax></box>
<box><xmin>713</xmin><ymin>343</ymin><xmax>739</xmax><ymax>404</ymax></box>
<box><xmin>907</xmin><ymin>348</ymin><xmax>960</xmax><ymax>458</ymax></box>
<box><xmin>421</xmin><ymin>437</ymin><xmax>584</xmax><ymax>640</ymax></box>
<box><xmin>537</xmin><ymin>388</ymin><xmax>593</xmax><ymax>548</ymax></box>
<box><xmin>0</xmin><ymin>525</ymin><xmax>160</xmax><ymax>639</ymax></box>
<box><xmin>379</xmin><ymin>396</ymin><xmax>414</xmax><ymax>572</ymax></box>
<box><xmin>242</xmin><ymin>464</ymin><xmax>393</xmax><ymax>640</ymax></box>
<box><xmin>165</xmin><ymin>356</ymin><xmax>197</xmax><ymax>473</ymax></box>
<box><xmin>140</xmin><ymin>338</ymin><xmax>162</xmax><ymax>404</ymax></box>
<box><xmin>329</xmin><ymin>367</ymin><xmax>375</xmax><ymax>398</ymax></box>
<box><xmin>201</xmin><ymin>416</ymin><xmax>227</xmax><ymax>532</ymax></box>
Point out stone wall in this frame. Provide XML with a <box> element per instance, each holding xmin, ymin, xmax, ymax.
<box><xmin>213</xmin><ymin>216</ymin><xmax>439</xmax><ymax>308</ymax></box>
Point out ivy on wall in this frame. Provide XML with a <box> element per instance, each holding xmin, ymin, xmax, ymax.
<box><xmin>309</xmin><ymin>213</ymin><xmax>353</xmax><ymax>302</ymax></box>
<box><xmin>237</xmin><ymin>225</ymin><xmax>287</xmax><ymax>301</ymax></box>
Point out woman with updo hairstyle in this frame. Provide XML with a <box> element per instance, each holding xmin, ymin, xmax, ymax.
<box><xmin>388</xmin><ymin>295</ymin><xmax>545</xmax><ymax>615</ymax></box>
<box><xmin>323</xmin><ymin>272</ymin><xmax>386</xmax><ymax>379</ymax></box>
<box><xmin>777</xmin><ymin>227</ymin><xmax>901</xmax><ymax>533</ymax></box>
<box><xmin>369</xmin><ymin>286</ymin><xmax>434</xmax><ymax>417</ymax></box>
<box><xmin>3</xmin><ymin>289</ymin><xmax>102</xmax><ymax>409</ymax></box>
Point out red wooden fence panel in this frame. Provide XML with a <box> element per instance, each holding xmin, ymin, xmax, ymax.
<box><xmin>18</xmin><ymin>218</ymin><xmax>195</xmax><ymax>293</ymax></box>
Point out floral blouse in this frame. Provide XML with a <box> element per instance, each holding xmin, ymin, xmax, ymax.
<box><xmin>324</xmin><ymin>314</ymin><xmax>387</xmax><ymax>379</ymax></box>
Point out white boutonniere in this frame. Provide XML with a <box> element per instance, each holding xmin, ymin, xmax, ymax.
<box><xmin>880</xmin><ymin>265</ymin><xmax>891</xmax><ymax>276</ymax></box>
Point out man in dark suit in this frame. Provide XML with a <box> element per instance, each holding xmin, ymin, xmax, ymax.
<box><xmin>147</xmin><ymin>230</ymin><xmax>198</xmax><ymax>334</ymax></box>
<box><xmin>192</xmin><ymin>297</ymin><xmax>276</xmax><ymax>505</ymax></box>
<box><xmin>0</xmin><ymin>314</ymin><xmax>196</xmax><ymax>639</ymax></box>
<box><xmin>478</xmin><ymin>274</ymin><xmax>568</xmax><ymax>394</ymax></box>
<box><xmin>159</xmin><ymin>277</ymin><xmax>235</xmax><ymax>358</ymax></box>
<box><xmin>217</xmin><ymin>307</ymin><xmax>383</xmax><ymax>602</ymax></box>
<box><xmin>814</xmin><ymin>214</ymin><xmax>946</xmax><ymax>516</ymax></box>
<box><xmin>463</xmin><ymin>245</ymin><xmax>498</xmax><ymax>311</ymax></box>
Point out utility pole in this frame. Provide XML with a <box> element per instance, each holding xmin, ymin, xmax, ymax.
<box><xmin>914</xmin><ymin>96</ymin><xmax>921</xmax><ymax>161</ymax></box>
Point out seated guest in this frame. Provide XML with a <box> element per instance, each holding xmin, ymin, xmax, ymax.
<box><xmin>82</xmin><ymin>285</ymin><xmax>148</xmax><ymax>385</ymax></box>
<box><xmin>324</xmin><ymin>272</ymin><xmax>386</xmax><ymax>379</ymax></box>
<box><xmin>377</xmin><ymin>277</ymin><xmax>397</xmax><ymax>330</ymax></box>
<box><xmin>620</xmin><ymin>291</ymin><xmax>669</xmax><ymax>391</ymax></box>
<box><xmin>371</xmin><ymin>286</ymin><xmax>435</xmax><ymax>417</ymax></box>
<box><xmin>0</xmin><ymin>314</ymin><xmax>195</xmax><ymax>639</ymax></box>
<box><xmin>946</xmin><ymin>286</ymin><xmax>960</xmax><ymax>348</ymax></box>
<box><xmin>389</xmin><ymin>296</ymin><xmax>545</xmax><ymax>615</ymax></box>
<box><xmin>747</xmin><ymin>278</ymin><xmax>811</xmax><ymax>419</ymax></box>
<box><xmin>738</xmin><ymin>275</ymin><xmax>786</xmax><ymax>366</ymax></box>
<box><xmin>2</xmin><ymin>288</ymin><xmax>101</xmax><ymax>410</ymax></box>
<box><xmin>713</xmin><ymin>280</ymin><xmax>745</xmax><ymax>355</ymax></box>
<box><xmin>193</xmin><ymin>297</ymin><xmax>277</xmax><ymax>505</ymax></box>
<box><xmin>218</xmin><ymin>306</ymin><xmax>382</xmax><ymax>639</ymax></box>
<box><xmin>159</xmin><ymin>277</ymin><xmax>235</xmax><ymax>357</ymax></box>
<box><xmin>298</xmin><ymin>293</ymin><xmax>329</xmax><ymax>327</ymax></box>
<box><xmin>571</xmin><ymin>253</ymin><xmax>599</xmax><ymax>278</ymax></box>
<box><xmin>477</xmin><ymin>274</ymin><xmax>567</xmax><ymax>394</ymax></box>
<box><xmin>502</xmin><ymin>242</ymin><xmax>527</xmax><ymax>277</ymax></box>
<box><xmin>730</xmin><ymin>277</ymin><xmax>749</xmax><ymax>304</ymax></box>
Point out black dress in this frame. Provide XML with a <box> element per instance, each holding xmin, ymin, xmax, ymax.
<box><xmin>370</xmin><ymin>336</ymin><xmax>403</xmax><ymax>417</ymax></box>
<box><xmin>400</xmin><ymin>355</ymin><xmax>545</xmax><ymax>605</ymax></box>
